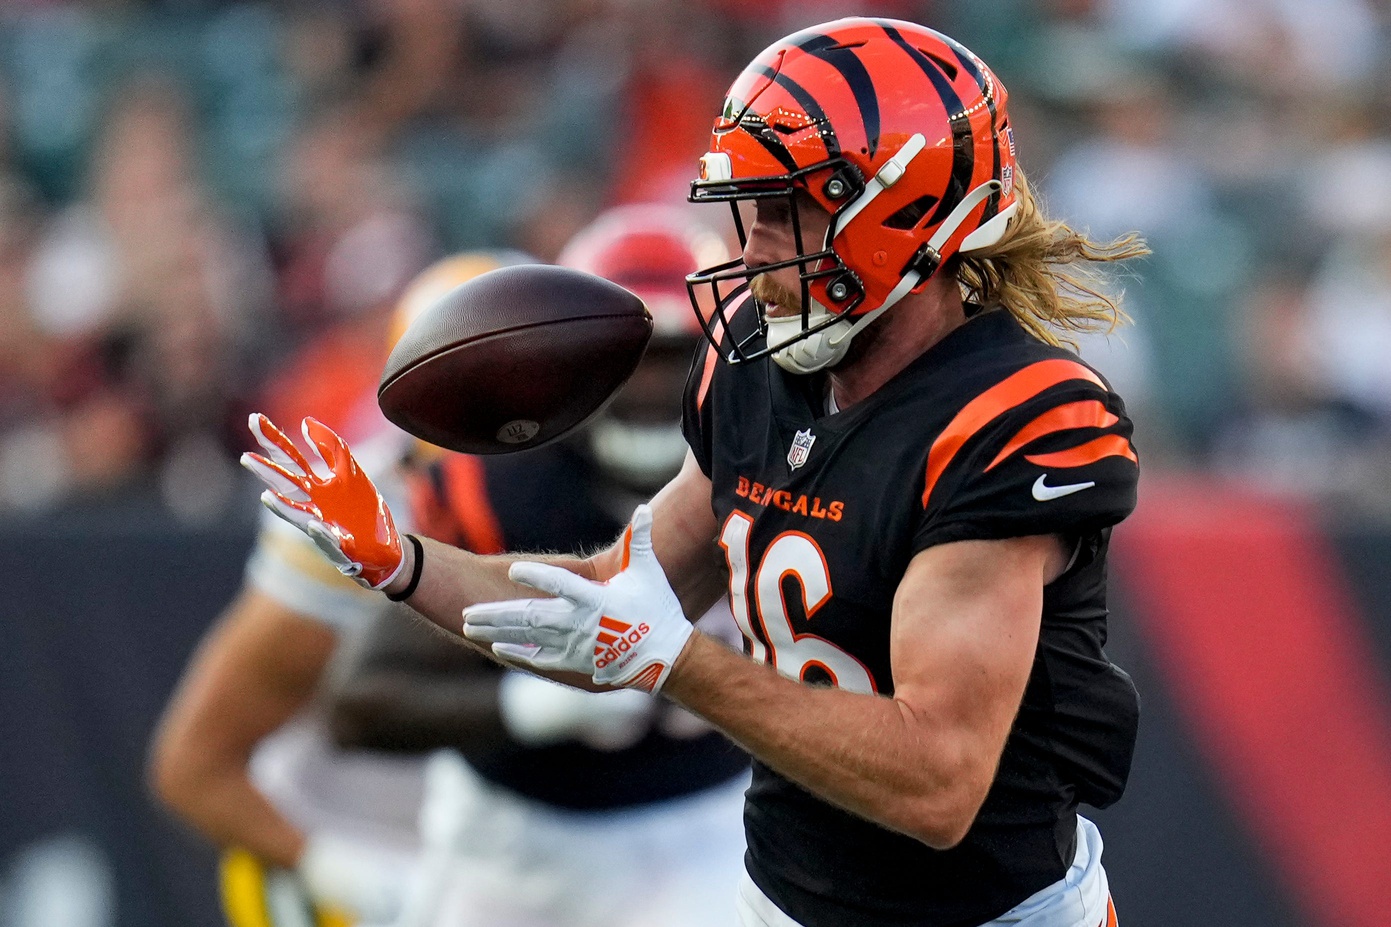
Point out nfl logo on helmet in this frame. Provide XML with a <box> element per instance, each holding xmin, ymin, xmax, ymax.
<box><xmin>788</xmin><ymin>429</ymin><xmax>816</xmax><ymax>471</ymax></box>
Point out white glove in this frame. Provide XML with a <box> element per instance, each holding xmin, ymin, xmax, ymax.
<box><xmin>296</xmin><ymin>832</ymin><xmax>406</xmax><ymax>924</ymax></box>
<box><xmin>463</xmin><ymin>504</ymin><xmax>695</xmax><ymax>693</ymax></box>
<box><xmin>499</xmin><ymin>670</ymin><xmax>657</xmax><ymax>750</ymax></box>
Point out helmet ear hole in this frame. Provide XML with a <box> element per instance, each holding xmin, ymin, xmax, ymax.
<box><xmin>883</xmin><ymin>194</ymin><xmax>940</xmax><ymax>231</ymax></box>
<box><xmin>825</xmin><ymin>274</ymin><xmax>860</xmax><ymax>304</ymax></box>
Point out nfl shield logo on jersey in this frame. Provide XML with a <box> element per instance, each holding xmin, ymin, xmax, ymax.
<box><xmin>788</xmin><ymin>429</ymin><xmax>816</xmax><ymax>470</ymax></box>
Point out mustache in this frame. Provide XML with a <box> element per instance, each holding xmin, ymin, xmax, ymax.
<box><xmin>749</xmin><ymin>274</ymin><xmax>802</xmax><ymax>311</ymax></box>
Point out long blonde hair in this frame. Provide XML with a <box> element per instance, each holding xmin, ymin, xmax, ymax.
<box><xmin>955</xmin><ymin>169</ymin><xmax>1150</xmax><ymax>347</ymax></box>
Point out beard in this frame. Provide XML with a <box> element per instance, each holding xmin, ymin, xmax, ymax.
<box><xmin>749</xmin><ymin>273</ymin><xmax>803</xmax><ymax>317</ymax></box>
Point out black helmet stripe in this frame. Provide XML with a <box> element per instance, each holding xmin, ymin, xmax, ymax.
<box><xmin>760</xmin><ymin>67</ymin><xmax>842</xmax><ymax>158</ymax></box>
<box><xmin>938</xmin><ymin>34</ymin><xmax>1003</xmax><ymax>218</ymax></box>
<box><xmin>749</xmin><ymin>125</ymin><xmax>801</xmax><ymax>173</ymax></box>
<box><xmin>880</xmin><ymin>24</ymin><xmax>974</xmax><ymax>227</ymax></box>
<box><xmin>938</xmin><ymin>33</ymin><xmax>996</xmax><ymax>114</ymax></box>
<box><xmin>741</xmin><ymin>93</ymin><xmax>801</xmax><ymax>174</ymax></box>
<box><xmin>792</xmin><ymin>33</ymin><xmax>880</xmax><ymax>158</ymax></box>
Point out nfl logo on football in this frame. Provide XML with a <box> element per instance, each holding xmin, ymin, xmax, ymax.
<box><xmin>788</xmin><ymin>429</ymin><xmax>816</xmax><ymax>470</ymax></box>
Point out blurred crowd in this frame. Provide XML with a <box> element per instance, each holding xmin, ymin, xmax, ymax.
<box><xmin>0</xmin><ymin>0</ymin><xmax>1389</xmax><ymax>520</ymax></box>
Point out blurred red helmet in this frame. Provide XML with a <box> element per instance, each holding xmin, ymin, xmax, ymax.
<box><xmin>557</xmin><ymin>204</ymin><xmax>729</xmax><ymax>344</ymax></box>
<box><xmin>688</xmin><ymin>17</ymin><xmax>1018</xmax><ymax>373</ymax></box>
<box><xmin>558</xmin><ymin>205</ymin><xmax>727</xmax><ymax>492</ymax></box>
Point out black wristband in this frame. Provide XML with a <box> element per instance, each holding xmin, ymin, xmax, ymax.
<box><xmin>385</xmin><ymin>534</ymin><xmax>425</xmax><ymax>602</ymax></box>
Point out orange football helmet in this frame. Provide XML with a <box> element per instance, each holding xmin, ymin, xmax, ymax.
<box><xmin>687</xmin><ymin>17</ymin><xmax>1018</xmax><ymax>373</ymax></box>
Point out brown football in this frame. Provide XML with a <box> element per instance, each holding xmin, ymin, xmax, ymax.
<box><xmin>378</xmin><ymin>264</ymin><xmax>653</xmax><ymax>454</ymax></box>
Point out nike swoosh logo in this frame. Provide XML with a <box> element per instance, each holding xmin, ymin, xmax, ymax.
<box><xmin>1032</xmin><ymin>474</ymin><xmax>1096</xmax><ymax>502</ymax></box>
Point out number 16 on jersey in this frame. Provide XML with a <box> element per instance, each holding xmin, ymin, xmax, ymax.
<box><xmin>719</xmin><ymin>511</ymin><xmax>877</xmax><ymax>695</ymax></box>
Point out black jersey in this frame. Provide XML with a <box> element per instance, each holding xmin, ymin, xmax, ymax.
<box><xmin>683</xmin><ymin>305</ymin><xmax>1140</xmax><ymax>927</ymax></box>
<box><xmin>406</xmin><ymin>443</ymin><xmax>749</xmax><ymax>810</ymax></box>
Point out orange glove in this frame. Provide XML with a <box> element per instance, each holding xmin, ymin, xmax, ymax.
<box><xmin>240</xmin><ymin>414</ymin><xmax>405</xmax><ymax>590</ymax></box>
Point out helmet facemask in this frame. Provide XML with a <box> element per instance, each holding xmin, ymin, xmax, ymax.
<box><xmin>688</xmin><ymin>140</ymin><xmax>1003</xmax><ymax>375</ymax></box>
<box><xmin>687</xmin><ymin>157</ymin><xmax>869</xmax><ymax>372</ymax></box>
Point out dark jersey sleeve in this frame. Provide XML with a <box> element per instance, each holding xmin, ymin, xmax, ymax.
<box><xmin>681</xmin><ymin>342</ymin><xmax>720</xmax><ymax>477</ymax></box>
<box><xmin>913</xmin><ymin>376</ymin><xmax>1139</xmax><ymax>553</ymax></box>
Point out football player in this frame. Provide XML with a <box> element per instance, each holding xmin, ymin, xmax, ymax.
<box><xmin>155</xmin><ymin>211</ymin><xmax>748</xmax><ymax>927</ymax></box>
<box><xmin>243</xmin><ymin>18</ymin><xmax>1145</xmax><ymax>927</ymax></box>
<box><xmin>323</xmin><ymin>204</ymin><xmax>750</xmax><ymax>927</ymax></box>
<box><xmin>149</xmin><ymin>253</ymin><xmax>524</xmax><ymax>927</ymax></box>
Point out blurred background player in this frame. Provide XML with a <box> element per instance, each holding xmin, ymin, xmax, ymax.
<box><xmin>326</xmin><ymin>203</ymin><xmax>748</xmax><ymax>927</ymax></box>
<box><xmin>147</xmin><ymin>252</ymin><xmax>523</xmax><ymax>927</ymax></box>
<box><xmin>149</xmin><ymin>206</ymin><xmax>749</xmax><ymax>927</ymax></box>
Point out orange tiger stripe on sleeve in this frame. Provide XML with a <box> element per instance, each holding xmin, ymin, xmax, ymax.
<box><xmin>440</xmin><ymin>455</ymin><xmax>507</xmax><ymax>555</ymax></box>
<box><xmin>922</xmin><ymin>359</ymin><xmax>1104</xmax><ymax>509</ymax></box>
<box><xmin>985</xmin><ymin>400</ymin><xmax>1119</xmax><ymax>472</ymax></box>
<box><xmin>1025</xmin><ymin>433</ymin><xmax>1137</xmax><ymax>470</ymax></box>
<box><xmin>696</xmin><ymin>343</ymin><xmax>720</xmax><ymax>411</ymax></box>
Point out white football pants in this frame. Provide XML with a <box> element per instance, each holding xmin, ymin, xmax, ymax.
<box><xmin>431</xmin><ymin>764</ymin><xmax>750</xmax><ymax>927</ymax></box>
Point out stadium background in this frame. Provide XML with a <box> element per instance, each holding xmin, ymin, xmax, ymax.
<box><xmin>2</xmin><ymin>1</ymin><xmax>1390</xmax><ymax>926</ymax></box>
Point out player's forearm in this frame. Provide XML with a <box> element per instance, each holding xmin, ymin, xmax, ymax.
<box><xmin>388</xmin><ymin>535</ymin><xmax>596</xmax><ymax>640</ymax></box>
<box><xmin>150</xmin><ymin>754</ymin><xmax>305</xmax><ymax>867</ymax></box>
<box><xmin>664</xmin><ymin>633</ymin><xmax>988</xmax><ymax>849</ymax></box>
<box><xmin>149</xmin><ymin>592</ymin><xmax>336</xmax><ymax>868</ymax></box>
<box><xmin>148</xmin><ymin>708</ymin><xmax>306</xmax><ymax>867</ymax></box>
<box><xmin>387</xmin><ymin>537</ymin><xmax>607</xmax><ymax>690</ymax></box>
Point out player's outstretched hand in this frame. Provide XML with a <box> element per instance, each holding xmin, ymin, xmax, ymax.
<box><xmin>240</xmin><ymin>413</ymin><xmax>405</xmax><ymax>590</ymax></box>
<box><xmin>463</xmin><ymin>504</ymin><xmax>695</xmax><ymax>693</ymax></box>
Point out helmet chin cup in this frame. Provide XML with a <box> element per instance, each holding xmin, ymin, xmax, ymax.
<box><xmin>767</xmin><ymin>300</ymin><xmax>854</xmax><ymax>374</ymax></box>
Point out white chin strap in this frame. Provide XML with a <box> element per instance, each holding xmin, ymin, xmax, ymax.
<box><xmin>770</xmin><ymin>173</ymin><xmax>1005</xmax><ymax>375</ymax></box>
<box><xmin>766</xmin><ymin>301</ymin><xmax>855</xmax><ymax>374</ymax></box>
